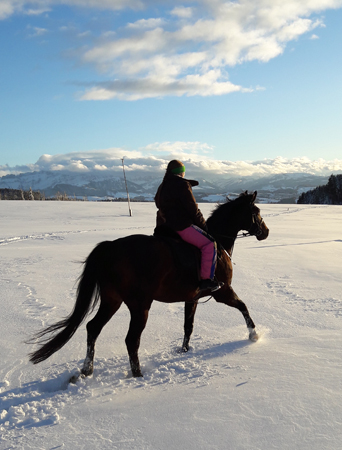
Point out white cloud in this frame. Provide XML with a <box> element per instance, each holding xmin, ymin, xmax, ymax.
<box><xmin>127</xmin><ymin>18</ymin><xmax>165</xmax><ymax>29</ymax></box>
<box><xmin>144</xmin><ymin>141</ymin><xmax>214</xmax><ymax>155</ymax></box>
<box><xmin>83</xmin><ymin>28</ymin><xmax>167</xmax><ymax>65</ymax></box>
<box><xmin>78</xmin><ymin>30</ymin><xmax>92</xmax><ymax>38</ymax></box>
<box><xmin>0</xmin><ymin>1</ymin><xmax>15</xmax><ymax>19</ymax></box>
<box><xmin>78</xmin><ymin>71</ymin><xmax>248</xmax><ymax>101</ymax></box>
<box><xmin>64</xmin><ymin>161</ymin><xmax>89</xmax><ymax>172</ymax></box>
<box><xmin>77</xmin><ymin>0</ymin><xmax>342</xmax><ymax>99</ymax></box>
<box><xmin>28</xmin><ymin>26</ymin><xmax>48</xmax><ymax>37</ymax></box>
<box><xmin>170</xmin><ymin>7</ymin><xmax>194</xmax><ymax>18</ymax></box>
<box><xmin>25</xmin><ymin>7</ymin><xmax>51</xmax><ymax>15</ymax></box>
<box><xmin>50</xmin><ymin>164</ymin><xmax>65</xmax><ymax>171</ymax></box>
<box><xmin>2</xmin><ymin>147</ymin><xmax>342</xmax><ymax>179</ymax></box>
<box><xmin>1</xmin><ymin>0</ymin><xmax>143</xmax><ymax>19</ymax></box>
<box><xmin>94</xmin><ymin>164</ymin><xmax>108</xmax><ymax>170</ymax></box>
<box><xmin>2</xmin><ymin>1</ymin><xmax>342</xmax><ymax>98</ymax></box>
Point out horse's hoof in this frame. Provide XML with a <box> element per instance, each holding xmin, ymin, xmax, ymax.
<box><xmin>132</xmin><ymin>370</ymin><xmax>143</xmax><ymax>378</ymax></box>
<box><xmin>182</xmin><ymin>337</ymin><xmax>190</xmax><ymax>352</ymax></box>
<box><xmin>249</xmin><ymin>329</ymin><xmax>259</xmax><ymax>342</ymax></box>
<box><xmin>69</xmin><ymin>374</ymin><xmax>79</xmax><ymax>384</ymax></box>
<box><xmin>130</xmin><ymin>362</ymin><xmax>143</xmax><ymax>377</ymax></box>
<box><xmin>69</xmin><ymin>372</ymin><xmax>85</xmax><ymax>384</ymax></box>
<box><xmin>81</xmin><ymin>363</ymin><xmax>94</xmax><ymax>377</ymax></box>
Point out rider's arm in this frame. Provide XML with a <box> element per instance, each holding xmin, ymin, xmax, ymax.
<box><xmin>180</xmin><ymin>182</ymin><xmax>207</xmax><ymax>230</ymax></box>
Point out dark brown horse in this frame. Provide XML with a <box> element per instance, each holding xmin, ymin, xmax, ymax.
<box><xmin>28</xmin><ymin>191</ymin><xmax>269</xmax><ymax>379</ymax></box>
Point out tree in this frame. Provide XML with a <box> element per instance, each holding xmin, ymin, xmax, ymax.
<box><xmin>297</xmin><ymin>174</ymin><xmax>342</xmax><ymax>205</ymax></box>
<box><xmin>29</xmin><ymin>187</ymin><xmax>35</xmax><ymax>200</ymax></box>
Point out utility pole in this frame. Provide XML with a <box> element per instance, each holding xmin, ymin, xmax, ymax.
<box><xmin>121</xmin><ymin>157</ymin><xmax>132</xmax><ymax>217</ymax></box>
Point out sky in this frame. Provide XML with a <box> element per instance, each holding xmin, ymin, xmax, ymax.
<box><xmin>1</xmin><ymin>0</ymin><xmax>342</xmax><ymax>176</ymax></box>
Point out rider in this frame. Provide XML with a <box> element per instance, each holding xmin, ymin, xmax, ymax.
<box><xmin>155</xmin><ymin>160</ymin><xmax>222</xmax><ymax>293</ymax></box>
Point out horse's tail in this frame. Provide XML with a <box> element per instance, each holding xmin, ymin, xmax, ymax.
<box><xmin>28</xmin><ymin>241</ymin><xmax>110</xmax><ymax>364</ymax></box>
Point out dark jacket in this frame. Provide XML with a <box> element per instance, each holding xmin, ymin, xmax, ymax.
<box><xmin>154</xmin><ymin>173</ymin><xmax>207</xmax><ymax>231</ymax></box>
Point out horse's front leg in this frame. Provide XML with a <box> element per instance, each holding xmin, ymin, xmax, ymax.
<box><xmin>182</xmin><ymin>301</ymin><xmax>198</xmax><ymax>352</ymax></box>
<box><xmin>125</xmin><ymin>300</ymin><xmax>152</xmax><ymax>377</ymax></box>
<box><xmin>213</xmin><ymin>286</ymin><xmax>258</xmax><ymax>341</ymax></box>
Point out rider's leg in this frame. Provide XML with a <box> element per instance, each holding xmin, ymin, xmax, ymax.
<box><xmin>176</xmin><ymin>225</ymin><xmax>217</xmax><ymax>280</ymax></box>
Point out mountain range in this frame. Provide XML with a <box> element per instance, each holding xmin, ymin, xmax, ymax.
<box><xmin>0</xmin><ymin>168</ymin><xmax>330</xmax><ymax>203</ymax></box>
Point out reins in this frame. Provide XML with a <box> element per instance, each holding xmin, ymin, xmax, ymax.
<box><xmin>213</xmin><ymin>230</ymin><xmax>252</xmax><ymax>241</ymax></box>
<box><xmin>197</xmin><ymin>296</ymin><xmax>213</xmax><ymax>304</ymax></box>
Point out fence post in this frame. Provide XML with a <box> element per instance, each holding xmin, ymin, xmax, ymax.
<box><xmin>121</xmin><ymin>157</ymin><xmax>132</xmax><ymax>216</ymax></box>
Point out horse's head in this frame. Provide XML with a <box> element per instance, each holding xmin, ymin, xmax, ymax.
<box><xmin>247</xmin><ymin>192</ymin><xmax>269</xmax><ymax>241</ymax></box>
<box><xmin>207</xmin><ymin>191</ymin><xmax>269</xmax><ymax>245</ymax></box>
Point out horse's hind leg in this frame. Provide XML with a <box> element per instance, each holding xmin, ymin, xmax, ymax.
<box><xmin>125</xmin><ymin>299</ymin><xmax>152</xmax><ymax>377</ymax></box>
<box><xmin>81</xmin><ymin>288</ymin><xmax>122</xmax><ymax>377</ymax></box>
<box><xmin>182</xmin><ymin>301</ymin><xmax>198</xmax><ymax>352</ymax></box>
<box><xmin>213</xmin><ymin>287</ymin><xmax>258</xmax><ymax>341</ymax></box>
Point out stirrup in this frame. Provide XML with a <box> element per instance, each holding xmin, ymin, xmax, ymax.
<box><xmin>198</xmin><ymin>279</ymin><xmax>224</xmax><ymax>293</ymax></box>
<box><xmin>211</xmin><ymin>281</ymin><xmax>224</xmax><ymax>292</ymax></box>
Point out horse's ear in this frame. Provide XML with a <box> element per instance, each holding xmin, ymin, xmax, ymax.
<box><xmin>251</xmin><ymin>191</ymin><xmax>257</xmax><ymax>203</ymax></box>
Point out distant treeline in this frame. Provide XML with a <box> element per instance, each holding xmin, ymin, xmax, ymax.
<box><xmin>297</xmin><ymin>174</ymin><xmax>342</xmax><ymax>205</ymax></box>
<box><xmin>0</xmin><ymin>188</ymin><xmax>43</xmax><ymax>200</ymax></box>
<box><xmin>0</xmin><ymin>188</ymin><xmax>149</xmax><ymax>202</ymax></box>
<box><xmin>0</xmin><ymin>188</ymin><xmax>83</xmax><ymax>201</ymax></box>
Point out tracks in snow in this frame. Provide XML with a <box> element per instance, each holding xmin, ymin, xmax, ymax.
<box><xmin>0</xmin><ymin>226</ymin><xmax>152</xmax><ymax>246</ymax></box>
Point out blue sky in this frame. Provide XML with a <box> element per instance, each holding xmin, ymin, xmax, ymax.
<box><xmin>1</xmin><ymin>0</ymin><xmax>342</xmax><ymax>174</ymax></box>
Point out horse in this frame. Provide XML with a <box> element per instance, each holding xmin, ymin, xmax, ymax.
<box><xmin>28</xmin><ymin>191</ymin><xmax>269</xmax><ymax>379</ymax></box>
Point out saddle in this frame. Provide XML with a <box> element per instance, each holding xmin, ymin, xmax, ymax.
<box><xmin>153</xmin><ymin>225</ymin><xmax>201</xmax><ymax>281</ymax></box>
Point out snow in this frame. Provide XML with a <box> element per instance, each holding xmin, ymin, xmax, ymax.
<box><xmin>1</xmin><ymin>201</ymin><xmax>341</xmax><ymax>449</ymax></box>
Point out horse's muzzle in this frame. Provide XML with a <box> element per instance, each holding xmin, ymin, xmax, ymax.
<box><xmin>256</xmin><ymin>224</ymin><xmax>269</xmax><ymax>241</ymax></box>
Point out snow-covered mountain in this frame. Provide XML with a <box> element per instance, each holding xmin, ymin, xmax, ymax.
<box><xmin>0</xmin><ymin>169</ymin><xmax>328</xmax><ymax>203</ymax></box>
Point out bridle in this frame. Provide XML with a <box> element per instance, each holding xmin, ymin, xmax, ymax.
<box><xmin>213</xmin><ymin>204</ymin><xmax>265</xmax><ymax>242</ymax></box>
<box><xmin>248</xmin><ymin>207</ymin><xmax>265</xmax><ymax>238</ymax></box>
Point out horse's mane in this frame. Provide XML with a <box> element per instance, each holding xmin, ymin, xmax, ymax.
<box><xmin>208</xmin><ymin>191</ymin><xmax>252</xmax><ymax>219</ymax></box>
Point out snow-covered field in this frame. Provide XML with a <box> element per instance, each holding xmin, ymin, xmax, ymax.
<box><xmin>1</xmin><ymin>201</ymin><xmax>341</xmax><ymax>450</ymax></box>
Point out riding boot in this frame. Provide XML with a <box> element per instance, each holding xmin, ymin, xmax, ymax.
<box><xmin>198</xmin><ymin>279</ymin><xmax>223</xmax><ymax>293</ymax></box>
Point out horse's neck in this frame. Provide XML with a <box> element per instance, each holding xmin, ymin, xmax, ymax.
<box><xmin>207</xmin><ymin>224</ymin><xmax>237</xmax><ymax>254</ymax></box>
<box><xmin>207</xmin><ymin>204</ymin><xmax>241</xmax><ymax>252</ymax></box>
<box><xmin>221</xmin><ymin>236</ymin><xmax>236</xmax><ymax>253</ymax></box>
